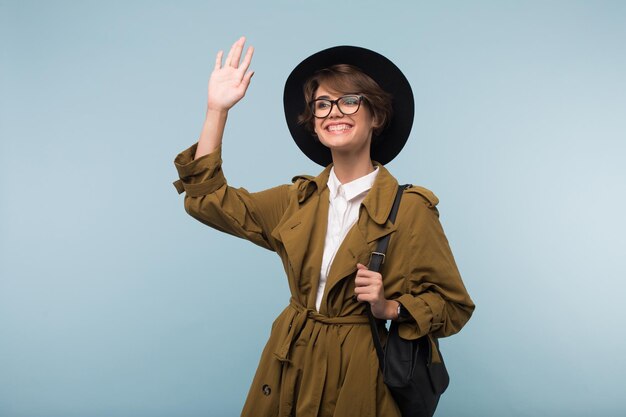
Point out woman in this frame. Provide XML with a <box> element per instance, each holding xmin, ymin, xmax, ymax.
<box><xmin>173</xmin><ymin>37</ymin><xmax>474</xmax><ymax>417</ymax></box>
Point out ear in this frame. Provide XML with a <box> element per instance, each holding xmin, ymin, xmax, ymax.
<box><xmin>371</xmin><ymin>113</ymin><xmax>383</xmax><ymax>131</ymax></box>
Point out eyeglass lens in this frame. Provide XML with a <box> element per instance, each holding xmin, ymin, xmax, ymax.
<box><xmin>312</xmin><ymin>95</ymin><xmax>361</xmax><ymax>118</ymax></box>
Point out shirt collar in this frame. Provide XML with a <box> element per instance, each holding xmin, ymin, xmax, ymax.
<box><xmin>294</xmin><ymin>162</ymin><xmax>399</xmax><ymax>225</ymax></box>
<box><xmin>327</xmin><ymin>166</ymin><xmax>380</xmax><ymax>202</ymax></box>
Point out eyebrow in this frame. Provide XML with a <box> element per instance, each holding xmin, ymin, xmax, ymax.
<box><xmin>314</xmin><ymin>93</ymin><xmax>358</xmax><ymax>100</ymax></box>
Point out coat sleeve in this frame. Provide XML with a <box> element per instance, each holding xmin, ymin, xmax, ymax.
<box><xmin>394</xmin><ymin>187</ymin><xmax>475</xmax><ymax>340</ymax></box>
<box><xmin>173</xmin><ymin>143</ymin><xmax>290</xmax><ymax>251</ymax></box>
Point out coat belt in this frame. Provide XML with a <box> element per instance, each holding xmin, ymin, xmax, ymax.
<box><xmin>273</xmin><ymin>298</ymin><xmax>370</xmax><ymax>363</ymax></box>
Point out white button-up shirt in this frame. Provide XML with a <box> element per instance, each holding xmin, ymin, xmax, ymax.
<box><xmin>316</xmin><ymin>166</ymin><xmax>380</xmax><ymax>311</ymax></box>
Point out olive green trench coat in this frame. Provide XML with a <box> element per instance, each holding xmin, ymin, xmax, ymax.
<box><xmin>173</xmin><ymin>143</ymin><xmax>474</xmax><ymax>417</ymax></box>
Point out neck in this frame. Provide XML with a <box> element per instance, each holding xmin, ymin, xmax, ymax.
<box><xmin>331</xmin><ymin>151</ymin><xmax>375</xmax><ymax>184</ymax></box>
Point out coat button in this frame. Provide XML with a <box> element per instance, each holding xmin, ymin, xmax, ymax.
<box><xmin>262</xmin><ymin>384</ymin><xmax>271</xmax><ymax>396</ymax></box>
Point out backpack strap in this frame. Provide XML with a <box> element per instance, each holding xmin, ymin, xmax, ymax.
<box><xmin>366</xmin><ymin>184</ymin><xmax>410</xmax><ymax>370</ymax></box>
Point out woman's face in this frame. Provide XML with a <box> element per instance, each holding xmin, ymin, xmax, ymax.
<box><xmin>313</xmin><ymin>84</ymin><xmax>377</xmax><ymax>157</ymax></box>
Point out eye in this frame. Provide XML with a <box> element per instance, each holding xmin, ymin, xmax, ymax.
<box><xmin>340</xmin><ymin>96</ymin><xmax>360</xmax><ymax>106</ymax></box>
<box><xmin>315</xmin><ymin>100</ymin><xmax>331</xmax><ymax>109</ymax></box>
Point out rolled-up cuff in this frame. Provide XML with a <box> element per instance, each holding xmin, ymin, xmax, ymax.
<box><xmin>173</xmin><ymin>143</ymin><xmax>226</xmax><ymax>195</ymax></box>
<box><xmin>179</xmin><ymin>170</ymin><xmax>226</xmax><ymax>196</ymax></box>
<box><xmin>175</xmin><ymin>143</ymin><xmax>222</xmax><ymax>176</ymax></box>
<box><xmin>396</xmin><ymin>292</ymin><xmax>444</xmax><ymax>340</ymax></box>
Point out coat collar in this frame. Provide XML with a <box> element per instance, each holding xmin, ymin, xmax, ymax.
<box><xmin>294</xmin><ymin>161</ymin><xmax>399</xmax><ymax>224</ymax></box>
<box><xmin>361</xmin><ymin>163</ymin><xmax>399</xmax><ymax>225</ymax></box>
<box><xmin>327</xmin><ymin>166</ymin><xmax>379</xmax><ymax>202</ymax></box>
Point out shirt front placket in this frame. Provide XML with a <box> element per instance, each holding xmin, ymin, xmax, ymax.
<box><xmin>332</xmin><ymin>186</ymin><xmax>350</xmax><ymax>240</ymax></box>
<box><xmin>325</xmin><ymin>186</ymin><xmax>353</xmax><ymax>282</ymax></box>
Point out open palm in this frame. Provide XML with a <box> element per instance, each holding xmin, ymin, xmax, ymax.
<box><xmin>207</xmin><ymin>37</ymin><xmax>255</xmax><ymax>112</ymax></box>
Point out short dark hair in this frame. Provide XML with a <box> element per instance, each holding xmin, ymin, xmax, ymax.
<box><xmin>297</xmin><ymin>64</ymin><xmax>393</xmax><ymax>137</ymax></box>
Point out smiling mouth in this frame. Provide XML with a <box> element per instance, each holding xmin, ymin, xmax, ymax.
<box><xmin>326</xmin><ymin>124</ymin><xmax>352</xmax><ymax>132</ymax></box>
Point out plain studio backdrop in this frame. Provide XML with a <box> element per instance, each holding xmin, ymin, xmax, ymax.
<box><xmin>1</xmin><ymin>1</ymin><xmax>625</xmax><ymax>416</ymax></box>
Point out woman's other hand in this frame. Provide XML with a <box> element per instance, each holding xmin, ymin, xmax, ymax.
<box><xmin>207</xmin><ymin>36</ymin><xmax>255</xmax><ymax>112</ymax></box>
<box><xmin>354</xmin><ymin>263</ymin><xmax>399</xmax><ymax>320</ymax></box>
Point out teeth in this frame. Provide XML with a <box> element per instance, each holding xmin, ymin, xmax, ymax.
<box><xmin>328</xmin><ymin>124</ymin><xmax>351</xmax><ymax>132</ymax></box>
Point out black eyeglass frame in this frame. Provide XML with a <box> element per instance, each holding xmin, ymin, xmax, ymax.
<box><xmin>310</xmin><ymin>94</ymin><xmax>364</xmax><ymax>119</ymax></box>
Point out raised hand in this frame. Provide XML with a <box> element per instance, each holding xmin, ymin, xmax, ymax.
<box><xmin>207</xmin><ymin>36</ymin><xmax>255</xmax><ymax>112</ymax></box>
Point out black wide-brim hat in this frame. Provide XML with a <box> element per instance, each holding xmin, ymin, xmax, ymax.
<box><xmin>283</xmin><ymin>45</ymin><xmax>414</xmax><ymax>166</ymax></box>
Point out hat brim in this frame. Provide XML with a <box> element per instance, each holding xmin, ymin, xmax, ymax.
<box><xmin>283</xmin><ymin>45</ymin><xmax>414</xmax><ymax>166</ymax></box>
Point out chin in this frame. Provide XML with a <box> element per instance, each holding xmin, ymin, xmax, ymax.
<box><xmin>318</xmin><ymin>132</ymin><xmax>356</xmax><ymax>147</ymax></box>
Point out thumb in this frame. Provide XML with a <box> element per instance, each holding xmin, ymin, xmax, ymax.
<box><xmin>356</xmin><ymin>263</ymin><xmax>368</xmax><ymax>270</ymax></box>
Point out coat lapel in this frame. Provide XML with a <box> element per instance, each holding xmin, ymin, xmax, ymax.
<box><xmin>322</xmin><ymin>164</ymin><xmax>400</xmax><ymax>307</ymax></box>
<box><xmin>273</xmin><ymin>197</ymin><xmax>319</xmax><ymax>280</ymax></box>
<box><xmin>271</xmin><ymin>166</ymin><xmax>332</xmax><ymax>297</ymax></box>
<box><xmin>271</xmin><ymin>163</ymin><xmax>400</xmax><ymax>313</ymax></box>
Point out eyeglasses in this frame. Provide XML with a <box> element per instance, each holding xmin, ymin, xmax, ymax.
<box><xmin>311</xmin><ymin>94</ymin><xmax>364</xmax><ymax>118</ymax></box>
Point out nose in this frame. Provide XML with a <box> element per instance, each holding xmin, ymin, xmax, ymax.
<box><xmin>328</xmin><ymin>101</ymin><xmax>343</xmax><ymax>118</ymax></box>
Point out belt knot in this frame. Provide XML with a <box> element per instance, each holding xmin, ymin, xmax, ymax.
<box><xmin>273</xmin><ymin>298</ymin><xmax>369</xmax><ymax>363</ymax></box>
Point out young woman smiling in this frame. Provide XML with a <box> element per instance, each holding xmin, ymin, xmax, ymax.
<box><xmin>173</xmin><ymin>37</ymin><xmax>475</xmax><ymax>417</ymax></box>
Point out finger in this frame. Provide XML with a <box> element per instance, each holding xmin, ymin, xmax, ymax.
<box><xmin>355</xmin><ymin>266</ymin><xmax>371</xmax><ymax>277</ymax></box>
<box><xmin>356</xmin><ymin>267</ymin><xmax>373</xmax><ymax>276</ymax></box>
<box><xmin>355</xmin><ymin>272</ymin><xmax>368</xmax><ymax>281</ymax></box>
<box><xmin>230</xmin><ymin>36</ymin><xmax>246</xmax><ymax>68</ymax></box>
<box><xmin>356</xmin><ymin>286</ymin><xmax>382</xmax><ymax>297</ymax></box>
<box><xmin>238</xmin><ymin>45</ymin><xmax>254</xmax><ymax>75</ymax></box>
<box><xmin>356</xmin><ymin>269</ymin><xmax>381</xmax><ymax>280</ymax></box>
<box><xmin>356</xmin><ymin>293</ymin><xmax>374</xmax><ymax>303</ymax></box>
<box><xmin>356</xmin><ymin>263</ymin><xmax>368</xmax><ymax>270</ymax></box>
<box><xmin>214</xmin><ymin>50</ymin><xmax>223</xmax><ymax>71</ymax></box>
<box><xmin>224</xmin><ymin>37</ymin><xmax>242</xmax><ymax>67</ymax></box>
<box><xmin>353</xmin><ymin>290</ymin><xmax>377</xmax><ymax>303</ymax></box>
<box><xmin>241</xmin><ymin>70</ymin><xmax>254</xmax><ymax>89</ymax></box>
<box><xmin>355</xmin><ymin>277</ymin><xmax>374</xmax><ymax>286</ymax></box>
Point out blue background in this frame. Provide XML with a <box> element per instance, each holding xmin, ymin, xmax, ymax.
<box><xmin>1</xmin><ymin>1</ymin><xmax>625</xmax><ymax>416</ymax></box>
